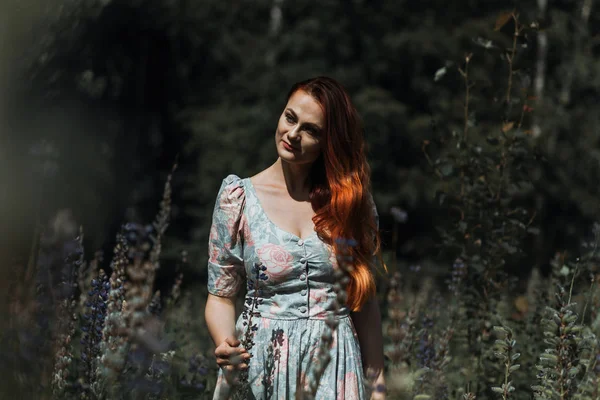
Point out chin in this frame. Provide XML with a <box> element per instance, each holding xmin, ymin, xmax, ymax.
<box><xmin>276</xmin><ymin>147</ymin><xmax>288</xmax><ymax>158</ymax></box>
<box><xmin>279</xmin><ymin>153</ymin><xmax>299</xmax><ymax>163</ymax></box>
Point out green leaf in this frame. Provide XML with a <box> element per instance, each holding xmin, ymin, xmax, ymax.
<box><xmin>539</xmin><ymin>353</ymin><xmax>558</xmax><ymax>364</ymax></box>
<box><xmin>493</xmin><ymin>326</ymin><xmax>508</xmax><ymax>334</ymax></box>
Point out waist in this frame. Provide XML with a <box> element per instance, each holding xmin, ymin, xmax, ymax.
<box><xmin>243</xmin><ymin>295</ymin><xmax>351</xmax><ymax>320</ymax></box>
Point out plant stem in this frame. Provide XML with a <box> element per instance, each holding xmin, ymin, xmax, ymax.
<box><xmin>568</xmin><ymin>259</ymin><xmax>579</xmax><ymax>305</ymax></box>
<box><xmin>461</xmin><ymin>54</ymin><xmax>472</xmax><ymax>141</ymax></box>
<box><xmin>505</xmin><ymin>15</ymin><xmax>519</xmax><ymax>104</ymax></box>
<box><xmin>503</xmin><ymin>360</ymin><xmax>509</xmax><ymax>400</ymax></box>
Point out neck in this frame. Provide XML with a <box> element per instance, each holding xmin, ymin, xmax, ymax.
<box><xmin>272</xmin><ymin>158</ymin><xmax>313</xmax><ymax>194</ymax></box>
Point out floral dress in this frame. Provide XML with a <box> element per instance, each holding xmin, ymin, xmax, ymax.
<box><xmin>207</xmin><ymin>174</ymin><xmax>378</xmax><ymax>400</ymax></box>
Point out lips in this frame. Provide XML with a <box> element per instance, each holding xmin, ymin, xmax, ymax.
<box><xmin>282</xmin><ymin>141</ymin><xmax>299</xmax><ymax>151</ymax></box>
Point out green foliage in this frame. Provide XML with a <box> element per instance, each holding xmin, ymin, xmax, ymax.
<box><xmin>377</xmin><ymin>8</ymin><xmax>600</xmax><ymax>400</ymax></box>
<box><xmin>491</xmin><ymin>325</ymin><xmax>520</xmax><ymax>399</ymax></box>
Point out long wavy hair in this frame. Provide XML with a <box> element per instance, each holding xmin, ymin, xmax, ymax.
<box><xmin>285</xmin><ymin>76</ymin><xmax>385</xmax><ymax>311</ymax></box>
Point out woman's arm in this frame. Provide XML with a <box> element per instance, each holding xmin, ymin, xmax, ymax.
<box><xmin>205</xmin><ymin>293</ymin><xmax>251</xmax><ymax>379</ymax></box>
<box><xmin>351</xmin><ymin>295</ymin><xmax>386</xmax><ymax>399</ymax></box>
<box><xmin>205</xmin><ymin>293</ymin><xmax>238</xmax><ymax>346</ymax></box>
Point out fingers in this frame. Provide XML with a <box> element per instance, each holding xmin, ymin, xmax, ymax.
<box><xmin>230</xmin><ymin>352</ymin><xmax>252</xmax><ymax>363</ymax></box>
<box><xmin>217</xmin><ymin>358</ymin><xmax>248</xmax><ymax>369</ymax></box>
<box><xmin>215</xmin><ymin>345</ymin><xmax>249</xmax><ymax>360</ymax></box>
<box><xmin>214</xmin><ymin>338</ymin><xmax>252</xmax><ymax>370</ymax></box>
<box><xmin>216</xmin><ymin>352</ymin><xmax>252</xmax><ymax>367</ymax></box>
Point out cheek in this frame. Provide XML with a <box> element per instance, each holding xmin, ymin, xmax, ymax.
<box><xmin>276</xmin><ymin>116</ymin><xmax>287</xmax><ymax>132</ymax></box>
<box><xmin>305</xmin><ymin>140</ymin><xmax>321</xmax><ymax>156</ymax></box>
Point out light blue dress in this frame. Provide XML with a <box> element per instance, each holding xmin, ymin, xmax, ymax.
<box><xmin>207</xmin><ymin>174</ymin><xmax>378</xmax><ymax>400</ymax></box>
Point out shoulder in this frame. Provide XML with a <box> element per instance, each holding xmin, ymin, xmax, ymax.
<box><xmin>217</xmin><ymin>174</ymin><xmax>246</xmax><ymax>204</ymax></box>
<box><xmin>223</xmin><ymin>173</ymin><xmax>244</xmax><ymax>186</ymax></box>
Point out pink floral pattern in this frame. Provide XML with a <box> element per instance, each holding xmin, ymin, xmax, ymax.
<box><xmin>241</xmin><ymin>215</ymin><xmax>254</xmax><ymax>248</ymax></box>
<box><xmin>208</xmin><ymin>174</ymin><xmax>377</xmax><ymax>400</ymax></box>
<box><xmin>308</xmin><ymin>288</ymin><xmax>329</xmax><ymax>318</ymax></box>
<box><xmin>257</xmin><ymin>243</ymin><xmax>294</xmax><ymax>281</ymax></box>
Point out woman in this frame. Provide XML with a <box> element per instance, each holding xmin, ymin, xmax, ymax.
<box><xmin>204</xmin><ymin>76</ymin><xmax>386</xmax><ymax>399</ymax></box>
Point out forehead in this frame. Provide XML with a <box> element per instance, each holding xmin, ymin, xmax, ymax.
<box><xmin>286</xmin><ymin>90</ymin><xmax>324</xmax><ymax>126</ymax></box>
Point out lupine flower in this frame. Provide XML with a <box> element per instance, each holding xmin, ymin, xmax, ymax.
<box><xmin>417</xmin><ymin>315</ymin><xmax>435</xmax><ymax>368</ymax></box>
<box><xmin>233</xmin><ymin>262</ymin><xmax>267</xmax><ymax>400</ymax></box>
<box><xmin>263</xmin><ymin>328</ymin><xmax>284</xmax><ymax>397</ymax></box>
<box><xmin>179</xmin><ymin>353</ymin><xmax>210</xmax><ymax>393</ymax></box>
<box><xmin>45</xmin><ymin>230</ymin><xmax>83</xmax><ymax>398</ymax></box>
<box><xmin>122</xmin><ymin>222</ymin><xmax>155</xmax><ymax>260</ymax></box>
<box><xmin>97</xmin><ymin>231</ymin><xmax>130</xmax><ymax>390</ymax></box>
<box><xmin>447</xmin><ymin>258</ymin><xmax>467</xmax><ymax>296</ymax></box>
<box><xmin>80</xmin><ymin>269</ymin><xmax>109</xmax><ymax>397</ymax></box>
<box><xmin>143</xmin><ymin>350</ymin><xmax>175</xmax><ymax>399</ymax></box>
<box><xmin>149</xmin><ymin>163</ymin><xmax>175</xmax><ymax>265</ymax></box>
<box><xmin>148</xmin><ymin>290</ymin><xmax>162</xmax><ymax>316</ymax></box>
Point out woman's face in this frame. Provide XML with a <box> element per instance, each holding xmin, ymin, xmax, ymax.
<box><xmin>275</xmin><ymin>90</ymin><xmax>324</xmax><ymax>165</ymax></box>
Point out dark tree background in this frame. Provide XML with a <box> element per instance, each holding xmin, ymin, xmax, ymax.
<box><xmin>1</xmin><ymin>0</ymin><xmax>599</xmax><ymax>285</ymax></box>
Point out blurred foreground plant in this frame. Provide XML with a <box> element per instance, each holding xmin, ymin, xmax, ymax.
<box><xmin>1</xmin><ymin>162</ymin><xmax>214</xmax><ymax>399</ymax></box>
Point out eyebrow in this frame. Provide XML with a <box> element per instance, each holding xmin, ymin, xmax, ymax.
<box><xmin>286</xmin><ymin>108</ymin><xmax>323</xmax><ymax>131</ymax></box>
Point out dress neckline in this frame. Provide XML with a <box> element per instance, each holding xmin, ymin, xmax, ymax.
<box><xmin>244</xmin><ymin>177</ymin><xmax>318</xmax><ymax>242</ymax></box>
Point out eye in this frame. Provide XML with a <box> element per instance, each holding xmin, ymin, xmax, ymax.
<box><xmin>285</xmin><ymin>113</ymin><xmax>295</xmax><ymax>123</ymax></box>
<box><xmin>306</xmin><ymin>127</ymin><xmax>320</xmax><ymax>136</ymax></box>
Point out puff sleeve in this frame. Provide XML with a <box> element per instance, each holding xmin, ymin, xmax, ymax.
<box><xmin>207</xmin><ymin>174</ymin><xmax>247</xmax><ymax>297</ymax></box>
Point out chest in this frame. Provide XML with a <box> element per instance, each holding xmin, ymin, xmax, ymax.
<box><xmin>253</xmin><ymin>188</ymin><xmax>316</xmax><ymax>240</ymax></box>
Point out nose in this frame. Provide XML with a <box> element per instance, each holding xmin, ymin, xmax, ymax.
<box><xmin>287</xmin><ymin>126</ymin><xmax>301</xmax><ymax>141</ymax></box>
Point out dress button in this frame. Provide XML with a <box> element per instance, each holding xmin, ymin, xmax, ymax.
<box><xmin>300</xmin><ymin>257</ymin><xmax>307</xmax><ymax>263</ymax></box>
<box><xmin>299</xmin><ymin>273</ymin><xmax>306</xmax><ymax>281</ymax></box>
<box><xmin>297</xmin><ymin>239</ymin><xmax>304</xmax><ymax>246</ymax></box>
<box><xmin>301</xmin><ymin>289</ymin><xmax>307</xmax><ymax>296</ymax></box>
<box><xmin>299</xmin><ymin>306</ymin><xmax>307</xmax><ymax>313</ymax></box>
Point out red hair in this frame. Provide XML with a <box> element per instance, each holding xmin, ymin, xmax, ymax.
<box><xmin>286</xmin><ymin>76</ymin><xmax>386</xmax><ymax>311</ymax></box>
